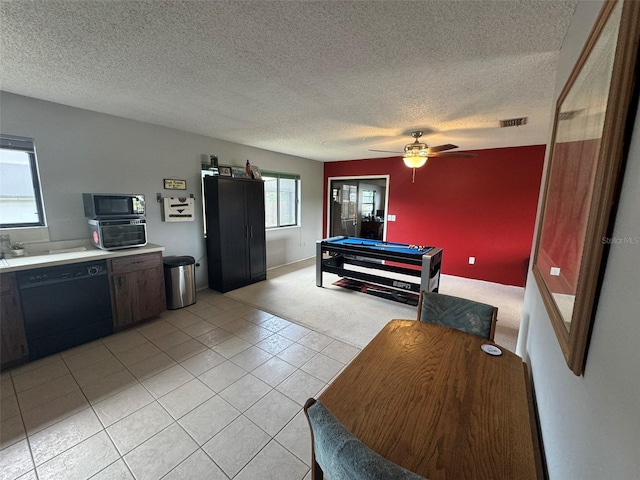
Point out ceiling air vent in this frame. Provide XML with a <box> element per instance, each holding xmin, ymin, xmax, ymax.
<box><xmin>499</xmin><ymin>117</ymin><xmax>528</xmax><ymax>128</ymax></box>
<box><xmin>559</xmin><ymin>109</ymin><xmax>584</xmax><ymax>121</ymax></box>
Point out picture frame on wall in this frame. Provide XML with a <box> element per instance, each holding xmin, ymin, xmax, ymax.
<box><xmin>531</xmin><ymin>0</ymin><xmax>640</xmax><ymax>375</ymax></box>
<box><xmin>219</xmin><ymin>166</ymin><xmax>232</xmax><ymax>177</ymax></box>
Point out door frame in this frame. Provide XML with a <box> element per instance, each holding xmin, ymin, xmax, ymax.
<box><xmin>326</xmin><ymin>175</ymin><xmax>390</xmax><ymax>241</ymax></box>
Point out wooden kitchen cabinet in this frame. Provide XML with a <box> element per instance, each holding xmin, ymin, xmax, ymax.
<box><xmin>0</xmin><ymin>272</ymin><xmax>29</xmax><ymax>369</ymax></box>
<box><xmin>108</xmin><ymin>252</ymin><xmax>166</xmax><ymax>329</ymax></box>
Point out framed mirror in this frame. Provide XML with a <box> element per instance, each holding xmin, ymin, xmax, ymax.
<box><xmin>532</xmin><ymin>0</ymin><xmax>640</xmax><ymax>375</ymax></box>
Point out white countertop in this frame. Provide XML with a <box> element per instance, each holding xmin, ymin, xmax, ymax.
<box><xmin>0</xmin><ymin>243</ymin><xmax>165</xmax><ymax>273</ymax></box>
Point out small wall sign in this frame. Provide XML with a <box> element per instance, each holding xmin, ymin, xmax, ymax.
<box><xmin>162</xmin><ymin>197</ymin><xmax>195</xmax><ymax>222</ymax></box>
<box><xmin>164</xmin><ymin>179</ymin><xmax>187</xmax><ymax>190</ymax></box>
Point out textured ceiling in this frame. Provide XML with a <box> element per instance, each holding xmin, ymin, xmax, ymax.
<box><xmin>0</xmin><ymin>0</ymin><xmax>578</xmax><ymax>161</ymax></box>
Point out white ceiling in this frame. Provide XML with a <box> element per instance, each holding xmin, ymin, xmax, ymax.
<box><xmin>0</xmin><ymin>0</ymin><xmax>578</xmax><ymax>161</ymax></box>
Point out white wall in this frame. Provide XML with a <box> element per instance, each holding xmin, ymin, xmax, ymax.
<box><xmin>0</xmin><ymin>92</ymin><xmax>323</xmax><ymax>289</ymax></box>
<box><xmin>522</xmin><ymin>2</ymin><xmax>640</xmax><ymax>478</ymax></box>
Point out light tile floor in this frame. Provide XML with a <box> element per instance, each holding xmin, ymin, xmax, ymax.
<box><xmin>0</xmin><ymin>289</ymin><xmax>361</xmax><ymax>480</ymax></box>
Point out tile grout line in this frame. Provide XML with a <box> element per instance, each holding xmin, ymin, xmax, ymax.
<box><xmin>3</xmin><ymin>293</ymin><xmax>354</xmax><ymax>480</ymax></box>
<box><xmin>106</xmin><ymin>328</ymin><xmax>306</xmax><ymax>478</ymax></box>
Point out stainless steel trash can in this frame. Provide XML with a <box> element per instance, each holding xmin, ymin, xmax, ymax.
<box><xmin>163</xmin><ymin>256</ymin><xmax>196</xmax><ymax>309</ymax></box>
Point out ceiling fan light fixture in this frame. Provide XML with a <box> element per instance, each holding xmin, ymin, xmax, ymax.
<box><xmin>402</xmin><ymin>155</ymin><xmax>428</xmax><ymax>168</ymax></box>
<box><xmin>402</xmin><ymin>137</ymin><xmax>429</xmax><ymax>168</ymax></box>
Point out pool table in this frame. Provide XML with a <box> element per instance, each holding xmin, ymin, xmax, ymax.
<box><xmin>316</xmin><ymin>236</ymin><xmax>442</xmax><ymax>294</ymax></box>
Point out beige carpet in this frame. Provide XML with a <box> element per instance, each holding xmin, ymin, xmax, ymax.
<box><xmin>225</xmin><ymin>258</ymin><xmax>524</xmax><ymax>352</ymax></box>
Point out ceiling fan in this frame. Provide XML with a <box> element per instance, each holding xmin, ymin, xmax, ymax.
<box><xmin>369</xmin><ymin>130</ymin><xmax>477</xmax><ymax>182</ymax></box>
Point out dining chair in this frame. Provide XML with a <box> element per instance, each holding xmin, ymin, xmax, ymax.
<box><xmin>416</xmin><ymin>291</ymin><xmax>498</xmax><ymax>340</ymax></box>
<box><xmin>303</xmin><ymin>398</ymin><xmax>428</xmax><ymax>480</ymax></box>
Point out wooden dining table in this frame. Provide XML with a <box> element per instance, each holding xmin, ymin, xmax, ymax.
<box><xmin>317</xmin><ymin>319</ymin><xmax>544</xmax><ymax>480</ymax></box>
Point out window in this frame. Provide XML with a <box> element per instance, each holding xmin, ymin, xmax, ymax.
<box><xmin>263</xmin><ymin>172</ymin><xmax>300</xmax><ymax>228</ymax></box>
<box><xmin>361</xmin><ymin>190</ymin><xmax>375</xmax><ymax>218</ymax></box>
<box><xmin>0</xmin><ymin>135</ymin><xmax>45</xmax><ymax>228</ymax></box>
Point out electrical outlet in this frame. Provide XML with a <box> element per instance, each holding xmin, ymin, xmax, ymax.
<box><xmin>388</xmin><ymin>214</ymin><xmax>396</xmax><ymax>221</ymax></box>
<box><xmin>469</xmin><ymin>256</ymin><xmax>475</xmax><ymax>265</ymax></box>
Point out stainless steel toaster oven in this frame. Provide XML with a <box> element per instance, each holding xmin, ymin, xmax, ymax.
<box><xmin>88</xmin><ymin>218</ymin><xmax>147</xmax><ymax>250</ymax></box>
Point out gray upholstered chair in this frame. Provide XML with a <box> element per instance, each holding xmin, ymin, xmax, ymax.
<box><xmin>417</xmin><ymin>291</ymin><xmax>498</xmax><ymax>340</ymax></box>
<box><xmin>303</xmin><ymin>398</ymin><xmax>427</xmax><ymax>480</ymax></box>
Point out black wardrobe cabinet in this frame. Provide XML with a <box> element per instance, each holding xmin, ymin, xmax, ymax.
<box><xmin>204</xmin><ymin>176</ymin><xmax>267</xmax><ymax>292</ymax></box>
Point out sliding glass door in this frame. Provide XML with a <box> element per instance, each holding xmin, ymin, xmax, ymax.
<box><xmin>328</xmin><ymin>177</ymin><xmax>387</xmax><ymax>239</ymax></box>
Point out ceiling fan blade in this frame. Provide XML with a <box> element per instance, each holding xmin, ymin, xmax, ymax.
<box><xmin>428</xmin><ymin>152</ymin><xmax>478</xmax><ymax>158</ymax></box>
<box><xmin>427</xmin><ymin>143</ymin><xmax>458</xmax><ymax>153</ymax></box>
<box><xmin>369</xmin><ymin>149</ymin><xmax>402</xmax><ymax>153</ymax></box>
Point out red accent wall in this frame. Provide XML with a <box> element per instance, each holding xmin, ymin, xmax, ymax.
<box><xmin>537</xmin><ymin>139</ymin><xmax>599</xmax><ymax>294</ymax></box>
<box><xmin>323</xmin><ymin>145</ymin><xmax>545</xmax><ymax>287</ymax></box>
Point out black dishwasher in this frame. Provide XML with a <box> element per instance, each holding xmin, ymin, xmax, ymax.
<box><xmin>17</xmin><ymin>260</ymin><xmax>113</xmax><ymax>360</ymax></box>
